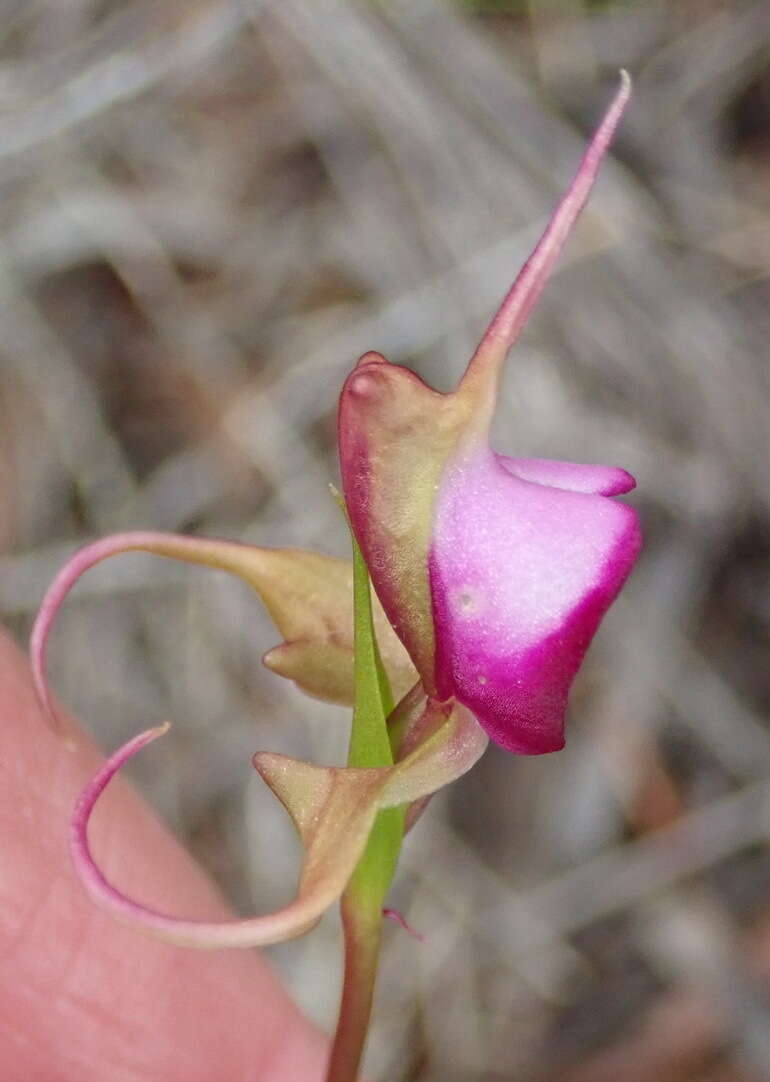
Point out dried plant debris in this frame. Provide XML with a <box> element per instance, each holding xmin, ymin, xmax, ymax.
<box><xmin>1</xmin><ymin>2</ymin><xmax>769</xmax><ymax>1079</ymax></box>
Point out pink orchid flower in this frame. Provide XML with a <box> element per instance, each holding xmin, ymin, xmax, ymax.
<box><xmin>339</xmin><ymin>72</ymin><xmax>641</xmax><ymax>755</ymax></box>
<box><xmin>29</xmin><ymin>76</ymin><xmax>638</xmax><ymax>961</ymax></box>
<box><xmin>28</xmin><ymin>78</ymin><xmax>639</xmax><ymax>1082</ymax></box>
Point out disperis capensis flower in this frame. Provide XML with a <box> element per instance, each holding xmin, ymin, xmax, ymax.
<box><xmin>30</xmin><ymin>76</ymin><xmax>638</xmax><ymax>952</ymax></box>
<box><xmin>339</xmin><ymin>72</ymin><xmax>640</xmax><ymax>754</ymax></box>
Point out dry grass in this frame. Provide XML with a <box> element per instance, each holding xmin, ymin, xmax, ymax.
<box><xmin>1</xmin><ymin>1</ymin><xmax>769</xmax><ymax>1078</ymax></box>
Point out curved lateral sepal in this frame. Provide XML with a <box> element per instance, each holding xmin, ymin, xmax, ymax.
<box><xmin>30</xmin><ymin>530</ymin><xmax>416</xmax><ymax>728</ymax></box>
<box><xmin>70</xmin><ymin>703</ymin><xmax>487</xmax><ymax>949</ymax></box>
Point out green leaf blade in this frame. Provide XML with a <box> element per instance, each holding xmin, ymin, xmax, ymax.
<box><xmin>347</xmin><ymin>531</ymin><xmax>404</xmax><ymax>908</ymax></box>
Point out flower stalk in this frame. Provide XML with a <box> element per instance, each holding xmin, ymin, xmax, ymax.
<box><xmin>326</xmin><ymin>535</ymin><xmax>405</xmax><ymax>1081</ymax></box>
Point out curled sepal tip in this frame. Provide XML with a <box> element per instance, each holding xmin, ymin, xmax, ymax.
<box><xmin>71</xmin><ymin>702</ymin><xmax>487</xmax><ymax>949</ymax></box>
<box><xmin>30</xmin><ymin>530</ymin><xmax>416</xmax><ymax>731</ymax></box>
<box><xmin>71</xmin><ymin>723</ymin><xmax>379</xmax><ymax>948</ymax></box>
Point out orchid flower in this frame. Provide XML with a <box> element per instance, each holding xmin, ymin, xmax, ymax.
<box><xmin>339</xmin><ymin>71</ymin><xmax>640</xmax><ymax>754</ymax></box>
<box><xmin>30</xmin><ymin>76</ymin><xmax>639</xmax><ymax>1082</ymax></box>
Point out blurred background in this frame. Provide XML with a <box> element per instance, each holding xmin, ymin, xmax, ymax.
<box><xmin>1</xmin><ymin>0</ymin><xmax>769</xmax><ymax>1079</ymax></box>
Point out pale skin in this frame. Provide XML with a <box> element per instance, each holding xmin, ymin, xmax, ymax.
<box><xmin>0</xmin><ymin>630</ymin><xmax>328</xmax><ymax>1082</ymax></box>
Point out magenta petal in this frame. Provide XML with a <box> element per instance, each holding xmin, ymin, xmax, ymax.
<box><xmin>497</xmin><ymin>455</ymin><xmax>636</xmax><ymax>496</ymax></box>
<box><xmin>429</xmin><ymin>450</ymin><xmax>641</xmax><ymax>753</ymax></box>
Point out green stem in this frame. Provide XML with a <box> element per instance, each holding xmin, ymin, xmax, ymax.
<box><xmin>324</xmin><ymin>532</ymin><xmax>404</xmax><ymax>1082</ymax></box>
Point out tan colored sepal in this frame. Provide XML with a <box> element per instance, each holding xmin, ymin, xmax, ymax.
<box><xmin>255</xmin><ymin>695</ymin><xmax>488</xmax><ymax>849</ymax></box>
<box><xmin>31</xmin><ymin>531</ymin><xmax>416</xmax><ymax>719</ymax></box>
<box><xmin>209</xmin><ymin>541</ymin><xmax>416</xmax><ymax>706</ymax></box>
<box><xmin>72</xmin><ymin>703</ymin><xmax>485</xmax><ymax>950</ymax></box>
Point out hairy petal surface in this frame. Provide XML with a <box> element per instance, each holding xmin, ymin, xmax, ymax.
<box><xmin>30</xmin><ymin>531</ymin><xmax>415</xmax><ymax>718</ymax></box>
<box><xmin>429</xmin><ymin>449</ymin><xmax>641</xmax><ymax>752</ymax></box>
<box><xmin>72</xmin><ymin>725</ymin><xmax>381</xmax><ymax>947</ymax></box>
<box><xmin>70</xmin><ymin>704</ymin><xmax>486</xmax><ymax>948</ymax></box>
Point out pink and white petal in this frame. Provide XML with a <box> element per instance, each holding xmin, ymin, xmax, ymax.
<box><xmin>429</xmin><ymin>450</ymin><xmax>640</xmax><ymax>753</ymax></box>
<box><xmin>497</xmin><ymin>454</ymin><xmax>636</xmax><ymax>496</ymax></box>
<box><xmin>72</xmin><ymin>702</ymin><xmax>485</xmax><ymax>949</ymax></box>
